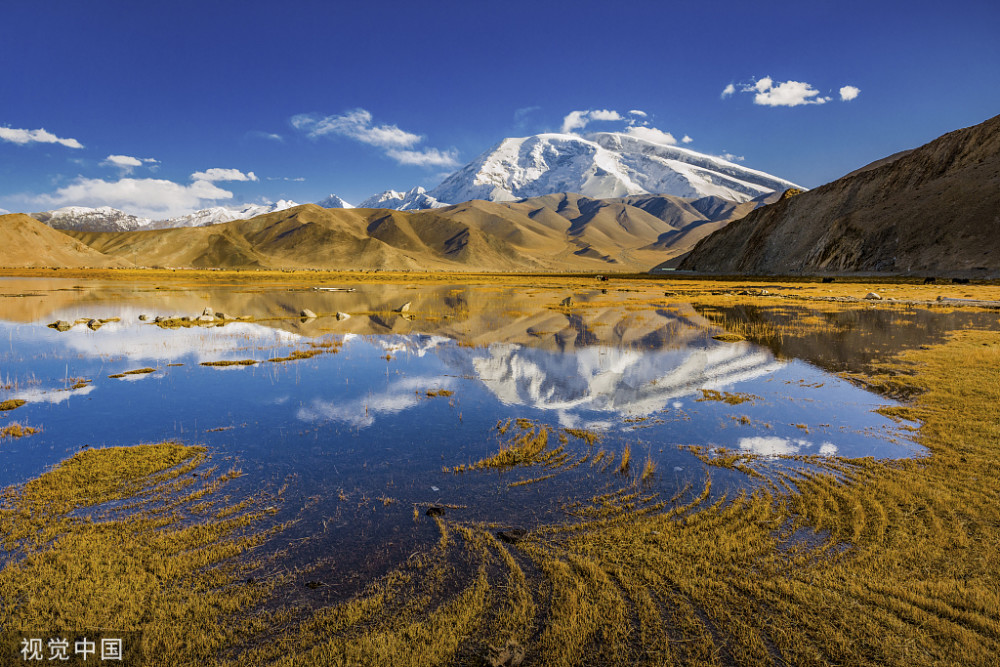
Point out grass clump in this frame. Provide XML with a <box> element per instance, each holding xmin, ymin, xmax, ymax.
<box><xmin>0</xmin><ymin>423</ymin><xmax>39</xmax><ymax>438</ymax></box>
<box><xmin>712</xmin><ymin>332</ymin><xmax>746</xmax><ymax>342</ymax></box>
<box><xmin>268</xmin><ymin>349</ymin><xmax>325</xmax><ymax>363</ymax></box>
<box><xmin>199</xmin><ymin>359</ymin><xmax>257</xmax><ymax>367</ymax></box>
<box><xmin>424</xmin><ymin>389</ymin><xmax>454</xmax><ymax>398</ymax></box>
<box><xmin>563</xmin><ymin>428</ymin><xmax>601</xmax><ymax>445</ymax></box>
<box><xmin>696</xmin><ymin>388</ymin><xmax>760</xmax><ymax>405</ymax></box>
<box><xmin>107</xmin><ymin>367</ymin><xmax>157</xmax><ymax>378</ymax></box>
<box><xmin>0</xmin><ymin>399</ymin><xmax>26</xmax><ymax>411</ymax></box>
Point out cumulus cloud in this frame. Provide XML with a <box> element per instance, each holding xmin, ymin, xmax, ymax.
<box><xmin>723</xmin><ymin>76</ymin><xmax>860</xmax><ymax>107</ymax></box>
<box><xmin>104</xmin><ymin>154</ymin><xmax>142</xmax><ymax>169</ymax></box>
<box><xmin>0</xmin><ymin>207</ymin><xmax>10</xmax><ymax>215</ymax></box>
<box><xmin>839</xmin><ymin>85</ymin><xmax>860</xmax><ymax>101</ymax></box>
<box><xmin>560</xmin><ymin>109</ymin><xmax>624</xmax><ymax>133</ymax></box>
<box><xmin>737</xmin><ymin>436</ymin><xmax>839</xmax><ymax>457</ymax></box>
<box><xmin>628</xmin><ymin>109</ymin><xmax>647</xmax><ymax>117</ymax></box>
<box><xmin>682</xmin><ymin>135</ymin><xmax>693</xmax><ymax>144</ymax></box>
<box><xmin>266</xmin><ymin>176</ymin><xmax>306</xmax><ymax>182</ymax></box>
<box><xmin>751</xmin><ymin>78</ymin><xmax>831</xmax><ymax>106</ymax></box>
<box><xmin>36</xmin><ymin>177</ymin><xmax>234</xmax><ymax>219</ymax></box>
<box><xmin>385</xmin><ymin>147</ymin><xmax>460</xmax><ymax>168</ymax></box>
<box><xmin>624</xmin><ymin>126</ymin><xmax>677</xmax><ymax>145</ymax></box>
<box><xmin>0</xmin><ymin>126</ymin><xmax>83</xmax><ymax>149</ymax></box>
<box><xmin>190</xmin><ymin>168</ymin><xmax>258</xmax><ymax>182</ymax></box>
<box><xmin>718</xmin><ymin>152</ymin><xmax>745</xmax><ymax>162</ymax></box>
<box><xmin>292</xmin><ymin>108</ymin><xmax>456</xmax><ymax>169</ymax></box>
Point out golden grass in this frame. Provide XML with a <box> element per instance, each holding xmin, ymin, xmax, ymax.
<box><xmin>424</xmin><ymin>389</ymin><xmax>455</xmax><ymax>398</ymax></box>
<box><xmin>0</xmin><ymin>443</ymin><xmax>278</xmax><ymax>665</ymax></box>
<box><xmin>0</xmin><ymin>399</ymin><xmax>26</xmax><ymax>411</ymax></box>
<box><xmin>107</xmin><ymin>367</ymin><xmax>157</xmax><ymax>378</ymax></box>
<box><xmin>0</xmin><ymin>422</ymin><xmax>39</xmax><ymax>438</ymax></box>
<box><xmin>200</xmin><ymin>359</ymin><xmax>257</xmax><ymax>367</ymax></box>
<box><xmin>697</xmin><ymin>388</ymin><xmax>761</xmax><ymax>405</ymax></box>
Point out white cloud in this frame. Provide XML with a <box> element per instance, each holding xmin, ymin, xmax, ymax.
<box><xmin>385</xmin><ymin>147</ymin><xmax>460</xmax><ymax>168</ymax></box>
<box><xmin>839</xmin><ymin>85</ymin><xmax>860</xmax><ymax>101</ymax></box>
<box><xmin>292</xmin><ymin>108</ymin><xmax>455</xmax><ymax>169</ymax></box>
<box><xmin>292</xmin><ymin>109</ymin><xmax>421</xmax><ymax>149</ymax></box>
<box><xmin>624</xmin><ymin>126</ymin><xmax>677</xmax><ymax>145</ymax></box>
<box><xmin>248</xmin><ymin>131</ymin><xmax>284</xmax><ymax>142</ymax></box>
<box><xmin>725</xmin><ymin>76</ymin><xmax>860</xmax><ymax>107</ymax></box>
<box><xmin>0</xmin><ymin>207</ymin><xmax>10</xmax><ymax>215</ymax></box>
<box><xmin>682</xmin><ymin>135</ymin><xmax>693</xmax><ymax>144</ymax></box>
<box><xmin>749</xmin><ymin>77</ymin><xmax>831</xmax><ymax>107</ymax></box>
<box><xmin>737</xmin><ymin>436</ymin><xmax>839</xmax><ymax>457</ymax></box>
<box><xmin>0</xmin><ymin>126</ymin><xmax>83</xmax><ymax>149</ymax></box>
<box><xmin>560</xmin><ymin>109</ymin><xmax>624</xmax><ymax>133</ymax></box>
<box><xmin>719</xmin><ymin>152</ymin><xmax>745</xmax><ymax>162</ymax></box>
<box><xmin>190</xmin><ymin>168</ymin><xmax>258</xmax><ymax>182</ymax></box>
<box><xmin>628</xmin><ymin>109</ymin><xmax>647</xmax><ymax>117</ymax></box>
<box><xmin>266</xmin><ymin>176</ymin><xmax>306</xmax><ymax>182</ymax></box>
<box><xmin>36</xmin><ymin>177</ymin><xmax>234</xmax><ymax>219</ymax></box>
<box><xmin>104</xmin><ymin>154</ymin><xmax>142</xmax><ymax>169</ymax></box>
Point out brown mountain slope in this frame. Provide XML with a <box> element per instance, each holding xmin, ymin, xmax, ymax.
<box><xmin>678</xmin><ymin>113</ymin><xmax>1000</xmax><ymax>277</ymax></box>
<box><xmin>57</xmin><ymin>191</ymin><xmax>759</xmax><ymax>272</ymax></box>
<box><xmin>0</xmin><ymin>213</ymin><xmax>130</xmax><ymax>268</ymax></box>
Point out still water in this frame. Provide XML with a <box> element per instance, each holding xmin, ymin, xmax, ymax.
<box><xmin>4</xmin><ymin>277</ymin><xmax>988</xmax><ymax>590</ymax></box>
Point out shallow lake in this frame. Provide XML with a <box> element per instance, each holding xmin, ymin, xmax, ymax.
<box><xmin>2</xmin><ymin>277</ymin><xmax>994</xmax><ymax>593</ymax></box>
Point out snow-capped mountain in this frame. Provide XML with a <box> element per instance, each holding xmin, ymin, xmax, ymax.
<box><xmin>31</xmin><ymin>206</ymin><xmax>150</xmax><ymax>232</ymax></box>
<box><xmin>358</xmin><ymin>187</ymin><xmax>447</xmax><ymax>210</ymax></box>
<box><xmin>316</xmin><ymin>194</ymin><xmax>354</xmax><ymax>209</ymax></box>
<box><xmin>145</xmin><ymin>200</ymin><xmax>299</xmax><ymax>229</ymax></box>
<box><xmin>425</xmin><ymin>132</ymin><xmax>802</xmax><ymax>207</ymax></box>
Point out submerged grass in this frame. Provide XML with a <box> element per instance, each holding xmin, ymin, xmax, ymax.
<box><xmin>0</xmin><ymin>422</ymin><xmax>39</xmax><ymax>438</ymax></box>
<box><xmin>200</xmin><ymin>359</ymin><xmax>258</xmax><ymax>367</ymax></box>
<box><xmin>0</xmin><ymin>443</ymin><xmax>279</xmax><ymax>666</ymax></box>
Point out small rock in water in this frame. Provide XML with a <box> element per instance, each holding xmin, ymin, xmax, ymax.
<box><xmin>425</xmin><ymin>505</ymin><xmax>445</xmax><ymax>517</ymax></box>
<box><xmin>430</xmin><ymin>486</ymin><xmax>440</xmax><ymax>492</ymax></box>
<box><xmin>496</xmin><ymin>528</ymin><xmax>527</xmax><ymax>544</ymax></box>
<box><xmin>864</xmin><ymin>292</ymin><xmax>882</xmax><ymax>301</ymax></box>
<box><xmin>154</xmin><ymin>316</ymin><xmax>165</xmax><ymax>323</ymax></box>
<box><xmin>336</xmin><ymin>311</ymin><xmax>351</xmax><ymax>321</ymax></box>
<box><xmin>202</xmin><ymin>307</ymin><xmax>214</xmax><ymax>317</ymax></box>
<box><xmin>196</xmin><ymin>314</ymin><xmax>215</xmax><ymax>322</ymax></box>
<box><xmin>394</xmin><ymin>302</ymin><xmax>411</xmax><ymax>313</ymax></box>
<box><xmin>138</xmin><ymin>314</ymin><xmax>149</xmax><ymax>321</ymax></box>
<box><xmin>300</xmin><ymin>308</ymin><xmax>317</xmax><ymax>319</ymax></box>
<box><xmin>49</xmin><ymin>320</ymin><xmax>72</xmax><ymax>332</ymax></box>
<box><xmin>87</xmin><ymin>319</ymin><xmax>102</xmax><ymax>331</ymax></box>
<box><xmin>559</xmin><ymin>296</ymin><xmax>573</xmax><ymax>307</ymax></box>
<box><xmin>215</xmin><ymin>312</ymin><xmax>228</xmax><ymax>321</ymax></box>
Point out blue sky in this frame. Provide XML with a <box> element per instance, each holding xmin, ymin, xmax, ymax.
<box><xmin>1</xmin><ymin>0</ymin><xmax>997</xmax><ymax>218</ymax></box>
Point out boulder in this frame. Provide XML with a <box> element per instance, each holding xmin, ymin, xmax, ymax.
<box><xmin>87</xmin><ymin>319</ymin><xmax>102</xmax><ymax>331</ymax></box>
<box><xmin>394</xmin><ymin>302</ymin><xmax>411</xmax><ymax>313</ymax></box>
<box><xmin>49</xmin><ymin>320</ymin><xmax>72</xmax><ymax>332</ymax></box>
<box><xmin>300</xmin><ymin>308</ymin><xmax>317</xmax><ymax>319</ymax></box>
<box><xmin>864</xmin><ymin>292</ymin><xmax>882</xmax><ymax>301</ymax></box>
<box><xmin>138</xmin><ymin>314</ymin><xmax>149</xmax><ymax>321</ymax></box>
<box><xmin>336</xmin><ymin>311</ymin><xmax>351</xmax><ymax>321</ymax></box>
<box><xmin>197</xmin><ymin>315</ymin><xmax>215</xmax><ymax>322</ymax></box>
<box><xmin>202</xmin><ymin>307</ymin><xmax>214</xmax><ymax>317</ymax></box>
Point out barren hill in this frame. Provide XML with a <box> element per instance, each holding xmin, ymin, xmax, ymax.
<box><xmin>0</xmin><ymin>213</ymin><xmax>130</xmax><ymax>268</ymax></box>
<box><xmin>59</xmin><ymin>192</ymin><xmax>754</xmax><ymax>272</ymax></box>
<box><xmin>678</xmin><ymin>114</ymin><xmax>1000</xmax><ymax>277</ymax></box>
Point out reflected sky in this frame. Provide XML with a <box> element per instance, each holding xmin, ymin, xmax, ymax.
<box><xmin>0</xmin><ymin>277</ymin><xmax>936</xmax><ymax>587</ymax></box>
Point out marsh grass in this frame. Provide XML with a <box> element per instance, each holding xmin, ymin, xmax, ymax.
<box><xmin>697</xmin><ymin>389</ymin><xmax>761</xmax><ymax>405</ymax></box>
<box><xmin>0</xmin><ymin>422</ymin><xmax>38</xmax><ymax>438</ymax></box>
<box><xmin>0</xmin><ymin>443</ymin><xmax>279</xmax><ymax>666</ymax></box>
<box><xmin>0</xmin><ymin>399</ymin><xmax>26</xmax><ymax>411</ymax></box>
<box><xmin>200</xmin><ymin>360</ymin><xmax>257</xmax><ymax>367</ymax></box>
<box><xmin>107</xmin><ymin>367</ymin><xmax>156</xmax><ymax>378</ymax></box>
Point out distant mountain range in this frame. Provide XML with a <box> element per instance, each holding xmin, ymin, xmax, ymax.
<box><xmin>25</xmin><ymin>130</ymin><xmax>800</xmax><ymax>232</ymax></box>
<box><xmin>2</xmin><ymin>191</ymin><xmax>774</xmax><ymax>271</ymax></box>
<box><xmin>678</xmin><ymin>113</ymin><xmax>1000</xmax><ymax>277</ymax></box>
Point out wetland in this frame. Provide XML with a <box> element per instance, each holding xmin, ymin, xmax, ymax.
<box><xmin>1</xmin><ymin>272</ymin><xmax>999</xmax><ymax>666</ymax></box>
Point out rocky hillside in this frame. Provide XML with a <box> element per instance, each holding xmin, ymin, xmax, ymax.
<box><xmin>678</xmin><ymin>114</ymin><xmax>1000</xmax><ymax>277</ymax></box>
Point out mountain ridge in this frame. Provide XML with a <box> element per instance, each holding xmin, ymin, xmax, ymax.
<box><xmin>678</xmin><ymin>113</ymin><xmax>1000</xmax><ymax>277</ymax></box>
